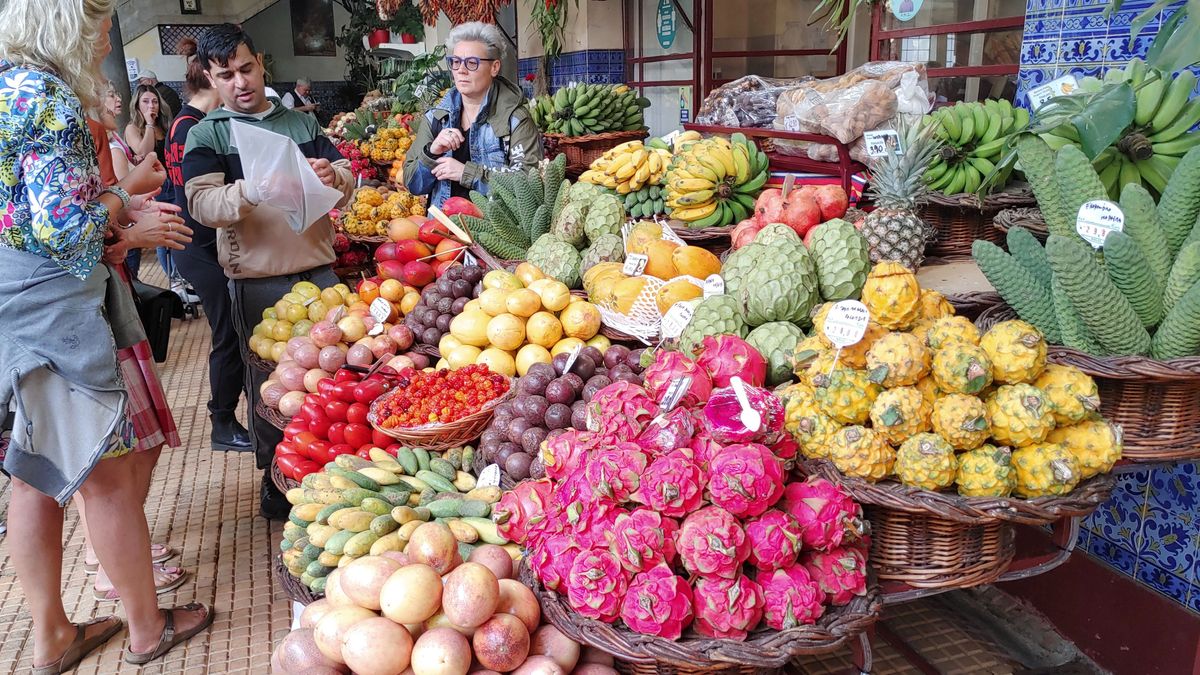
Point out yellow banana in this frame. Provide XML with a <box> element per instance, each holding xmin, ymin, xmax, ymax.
<box><xmin>606</xmin><ymin>152</ymin><xmax>633</xmax><ymax>177</ymax></box>
<box><xmin>683</xmin><ymin>162</ymin><xmax>719</xmax><ymax>183</ymax></box>
<box><xmin>675</xmin><ymin>188</ymin><xmax>716</xmax><ymax>206</ymax></box>
<box><xmin>633</xmin><ymin>162</ymin><xmax>651</xmax><ymax>185</ymax></box>
<box><xmin>616</xmin><ymin>181</ymin><xmax>634</xmax><ymax>195</ymax></box>
<box><xmin>602</xmin><ymin>175</ymin><xmax>618</xmax><ymax>189</ymax></box>
<box><xmin>695</xmin><ymin>151</ymin><xmax>728</xmax><ymax>181</ymax></box>
<box><xmin>615</xmin><ymin>160</ymin><xmax>639</xmax><ymax>181</ymax></box>
<box><xmin>578</xmin><ymin>170</ymin><xmax>606</xmax><ymax>184</ymax></box>
<box><xmin>672</xmin><ymin>201</ymin><xmax>718</xmax><ymax>221</ymax></box>
<box><xmin>610</xmin><ymin>140</ymin><xmax>643</xmax><ymax>154</ymax></box>
<box><xmin>647</xmin><ymin>152</ymin><xmax>661</xmax><ymax>175</ymax></box>
<box><xmin>670</xmin><ymin>177</ymin><xmax>716</xmax><ymax>192</ymax></box>
<box><xmin>732</xmin><ymin>144</ymin><xmax>751</xmax><ymax>184</ymax></box>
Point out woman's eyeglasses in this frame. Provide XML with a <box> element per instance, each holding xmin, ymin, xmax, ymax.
<box><xmin>445</xmin><ymin>56</ymin><xmax>498</xmax><ymax>72</ymax></box>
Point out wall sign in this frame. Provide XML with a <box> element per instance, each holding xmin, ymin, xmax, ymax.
<box><xmin>657</xmin><ymin>0</ymin><xmax>677</xmax><ymax>50</ymax></box>
<box><xmin>1028</xmin><ymin>74</ymin><xmax>1080</xmax><ymax>111</ymax></box>
<box><xmin>890</xmin><ymin>0</ymin><xmax>923</xmax><ymax>22</ymax></box>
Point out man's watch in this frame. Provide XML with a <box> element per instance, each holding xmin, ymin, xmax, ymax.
<box><xmin>103</xmin><ymin>185</ymin><xmax>131</xmax><ymax>209</ymax></box>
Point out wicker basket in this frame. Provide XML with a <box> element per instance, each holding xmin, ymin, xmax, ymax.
<box><xmin>864</xmin><ymin>506</ymin><xmax>1015</xmax><ymax>590</ymax></box>
<box><xmin>470</xmin><ymin>448</ymin><xmax>517</xmax><ymax>491</ymax></box>
<box><xmin>944</xmin><ymin>291</ymin><xmax>1004</xmax><ymax>322</ymax></box>
<box><xmin>274</xmin><ymin>554</ymin><xmax>323</xmax><ymax>605</ymax></box>
<box><xmin>921</xmin><ymin>184</ymin><xmax>1035</xmax><ymax>260</ymax></box>
<box><xmin>256</xmin><ymin>400</ymin><xmax>291</xmax><ymax>432</ymax></box>
<box><xmin>333</xmin><ymin>263</ymin><xmax>373</xmax><ymax>285</ymax></box>
<box><xmin>246</xmin><ymin>351</ymin><xmax>276</xmax><ymax>375</ymax></box>
<box><xmin>348</xmin><ymin>233</ymin><xmax>389</xmax><ymax>246</ymax></box>
<box><xmin>367</xmin><ymin>380</ymin><xmax>514</xmax><ymax>451</ymax></box>
<box><xmin>992</xmin><ymin>207</ymin><xmax>1047</xmax><ymax>242</ymax></box>
<box><xmin>978</xmin><ymin>304</ymin><xmax>1200</xmax><ymax>461</ymax></box>
<box><xmin>544</xmin><ymin>130</ymin><xmax>649</xmax><ymax>177</ymax></box>
<box><xmin>269</xmin><ymin>456</ymin><xmax>300</xmax><ymax>494</ymax></box>
<box><xmin>523</xmin><ymin>565</ymin><xmax>881</xmax><ymax>675</ymax></box>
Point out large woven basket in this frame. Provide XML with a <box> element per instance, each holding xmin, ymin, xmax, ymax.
<box><xmin>256</xmin><ymin>400</ymin><xmax>290</xmax><ymax>432</ymax></box>
<box><xmin>523</xmin><ymin>565</ymin><xmax>882</xmax><ymax>675</ymax></box>
<box><xmin>544</xmin><ymin>130</ymin><xmax>649</xmax><ymax>178</ymax></box>
<box><xmin>274</xmin><ymin>554</ymin><xmax>323</xmax><ymax>605</ymax></box>
<box><xmin>269</xmin><ymin>456</ymin><xmax>301</xmax><ymax>494</ymax></box>
<box><xmin>367</xmin><ymin>380</ymin><xmax>514</xmax><ymax>452</ymax></box>
<box><xmin>864</xmin><ymin>506</ymin><xmax>1014</xmax><ymax>590</ymax></box>
<box><xmin>674</xmin><ymin>221</ymin><xmax>734</xmax><ymax>257</ymax></box>
<box><xmin>991</xmin><ymin>207</ymin><xmax>1047</xmax><ymax>242</ymax></box>
<box><xmin>978</xmin><ymin>304</ymin><xmax>1200</xmax><ymax>461</ymax></box>
<box><xmin>921</xmin><ymin>184</ymin><xmax>1035</xmax><ymax>260</ymax></box>
<box><xmin>944</xmin><ymin>291</ymin><xmax>1004</xmax><ymax>322</ymax></box>
<box><xmin>246</xmin><ymin>351</ymin><xmax>276</xmax><ymax>375</ymax></box>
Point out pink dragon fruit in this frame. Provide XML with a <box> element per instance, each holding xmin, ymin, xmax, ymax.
<box><xmin>632</xmin><ymin>449</ymin><xmax>705</xmax><ymax>517</ymax></box>
<box><xmin>586</xmin><ymin>381</ymin><xmax>659</xmax><ymax>441</ymax></box>
<box><xmin>566</xmin><ymin>548</ymin><xmax>630</xmax><ymax>623</ymax></box>
<box><xmin>706</xmin><ymin>443</ymin><xmax>785</xmax><ymax>518</ymax></box>
<box><xmin>703</xmin><ymin>385</ymin><xmax>786</xmax><ymax>445</ymax></box>
<box><xmin>492</xmin><ymin>478</ymin><xmax>554</xmax><ymax>544</ymax></box>
<box><xmin>676</xmin><ymin>506</ymin><xmax>751</xmax><ymax>579</ymax></box>
<box><xmin>609</xmin><ymin>508</ymin><xmax>679</xmax><ymax>573</ymax></box>
<box><xmin>771</xmin><ymin>433</ymin><xmax>799</xmax><ymax>462</ymax></box>
<box><xmin>689</xmin><ymin>427</ymin><xmax>723</xmax><ymax>472</ymax></box>
<box><xmin>693</xmin><ymin>335</ymin><xmax>767</xmax><ymax>388</ymax></box>
<box><xmin>529</xmin><ymin>530</ymin><xmax>586</xmax><ymax>593</ymax></box>
<box><xmin>692</xmin><ymin>574</ymin><xmax>766</xmax><ymax>640</ymax></box>
<box><xmin>744</xmin><ymin>509</ymin><xmax>803</xmax><ymax>572</ymax></box>
<box><xmin>582</xmin><ymin>442</ymin><xmax>648</xmax><ymax>503</ymax></box>
<box><xmin>643</xmin><ymin>350</ymin><xmax>713</xmax><ymax>407</ymax></box>
<box><xmin>758</xmin><ymin>565</ymin><xmax>826</xmax><ymax>630</ymax></box>
<box><xmin>620</xmin><ymin>563</ymin><xmax>695</xmax><ymax>639</ymax></box>
<box><xmin>542</xmin><ymin>430</ymin><xmax>607</xmax><ymax>481</ymax></box>
<box><xmin>781</xmin><ymin>477</ymin><xmax>865</xmax><ymax>552</ymax></box>
<box><xmin>799</xmin><ymin>546</ymin><xmax>868</xmax><ymax>606</ymax></box>
<box><xmin>634</xmin><ymin>407</ymin><xmax>696</xmax><ymax>458</ymax></box>
<box><xmin>565</xmin><ymin>498</ymin><xmax>622</xmax><ymax>551</ymax></box>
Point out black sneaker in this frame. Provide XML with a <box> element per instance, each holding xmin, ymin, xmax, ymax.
<box><xmin>260</xmin><ymin>475</ymin><xmax>290</xmax><ymax>521</ymax></box>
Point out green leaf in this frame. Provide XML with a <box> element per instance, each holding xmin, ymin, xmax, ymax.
<box><xmin>1146</xmin><ymin>5</ymin><xmax>1200</xmax><ymax>71</ymax></box>
<box><xmin>1070</xmin><ymin>82</ymin><xmax>1135</xmax><ymax>159</ymax></box>
<box><xmin>1131</xmin><ymin>0</ymin><xmax>1180</xmax><ymax>37</ymax></box>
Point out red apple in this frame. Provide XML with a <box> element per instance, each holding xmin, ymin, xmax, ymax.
<box><xmin>402</xmin><ymin>260</ymin><xmax>436</xmax><ymax>287</ymax></box>
<box><xmin>442</xmin><ymin>196</ymin><xmax>483</xmax><ymax>219</ymax></box>
<box><xmin>815</xmin><ymin>185</ymin><xmax>849</xmax><ymax>221</ymax></box>
<box><xmin>394</xmin><ymin>240</ymin><xmax>433</xmax><ymax>264</ymax></box>
<box><xmin>419</xmin><ymin>219</ymin><xmax>446</xmax><ymax>246</ymax></box>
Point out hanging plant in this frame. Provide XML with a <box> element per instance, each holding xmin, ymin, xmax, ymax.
<box><xmin>527</xmin><ymin>0</ymin><xmax>577</xmax><ymax>60</ymax></box>
<box><xmin>808</xmin><ymin>0</ymin><xmax>881</xmax><ymax>48</ymax></box>
<box><xmin>417</xmin><ymin>0</ymin><xmax>513</xmax><ymax>25</ymax></box>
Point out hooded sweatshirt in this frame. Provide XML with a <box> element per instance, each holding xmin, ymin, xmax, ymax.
<box><xmin>182</xmin><ymin>99</ymin><xmax>354</xmax><ymax>279</ymax></box>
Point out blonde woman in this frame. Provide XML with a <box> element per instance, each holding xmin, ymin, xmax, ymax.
<box><xmin>0</xmin><ymin>0</ymin><xmax>213</xmax><ymax>671</ymax></box>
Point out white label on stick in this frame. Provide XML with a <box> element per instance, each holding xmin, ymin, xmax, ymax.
<box><xmin>477</xmin><ymin>464</ymin><xmax>502</xmax><ymax>488</ymax></box>
<box><xmin>703</xmin><ymin>274</ymin><xmax>724</xmax><ymax>297</ymax></box>
<box><xmin>368</xmin><ymin>322</ymin><xmax>385</xmax><ymax>336</ymax></box>
<box><xmin>823</xmin><ymin>300</ymin><xmax>871</xmax><ymax>347</ymax></box>
<box><xmin>623</xmin><ymin>254</ymin><xmax>649</xmax><ymax>276</ymax></box>
<box><xmin>1076</xmin><ymin>200</ymin><xmax>1124</xmax><ymax>249</ymax></box>
<box><xmin>370</xmin><ymin>297</ymin><xmax>394</xmax><ymax>323</ymax></box>
<box><xmin>660</xmin><ymin>375</ymin><xmax>692</xmax><ymax>412</ymax></box>
<box><xmin>1028</xmin><ymin>74</ymin><xmax>1080</xmax><ymax>111</ymax></box>
<box><xmin>863</xmin><ymin>129</ymin><xmax>903</xmax><ymax>157</ymax></box>
<box><xmin>661</xmin><ymin>302</ymin><xmax>695</xmax><ymax>339</ymax></box>
<box><xmin>563</xmin><ymin>344</ymin><xmax>583</xmax><ymax>374</ymax></box>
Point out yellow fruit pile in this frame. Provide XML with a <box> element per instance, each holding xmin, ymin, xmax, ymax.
<box><xmin>578</xmin><ymin>139</ymin><xmax>673</xmax><ymax>194</ymax></box>
<box><xmin>360</xmin><ymin>126</ymin><xmax>413</xmax><ymax>163</ymax></box>
<box><xmin>438</xmin><ymin>264</ymin><xmax>609</xmax><ymax>376</ymax></box>
<box><xmin>343</xmin><ymin>186</ymin><xmax>426</xmax><ymax>237</ymax></box>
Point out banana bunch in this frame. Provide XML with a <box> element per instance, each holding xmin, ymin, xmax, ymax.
<box><xmin>529</xmin><ymin>83</ymin><xmax>650</xmax><ymax>137</ymax></box>
<box><xmin>613</xmin><ymin>185</ymin><xmax>667</xmax><ymax>220</ymax></box>
<box><xmin>1046</xmin><ymin>59</ymin><xmax>1200</xmax><ymax>198</ymax></box>
<box><xmin>925</xmin><ymin>98</ymin><xmax>1031</xmax><ymax>195</ymax></box>
<box><xmin>664</xmin><ymin>132</ymin><xmax>769</xmax><ymax>229</ymax></box>
<box><xmin>579</xmin><ymin>139</ymin><xmax>673</xmax><ymax>194</ymax></box>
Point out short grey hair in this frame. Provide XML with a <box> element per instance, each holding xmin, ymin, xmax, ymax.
<box><xmin>446</xmin><ymin>22</ymin><xmax>506</xmax><ymax>61</ymax></box>
<box><xmin>296</xmin><ymin>77</ymin><xmax>311</xmax><ymax>87</ymax></box>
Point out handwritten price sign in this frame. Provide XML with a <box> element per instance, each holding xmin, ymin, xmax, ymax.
<box><xmin>623</xmin><ymin>253</ymin><xmax>649</xmax><ymax>276</ymax></box>
<box><xmin>1076</xmin><ymin>200</ymin><xmax>1124</xmax><ymax>249</ymax></box>
<box><xmin>822</xmin><ymin>300</ymin><xmax>871</xmax><ymax>347</ymax></box>
<box><xmin>661</xmin><ymin>302</ymin><xmax>695</xmax><ymax>340</ymax></box>
<box><xmin>863</xmin><ymin>129</ymin><xmax>903</xmax><ymax>158</ymax></box>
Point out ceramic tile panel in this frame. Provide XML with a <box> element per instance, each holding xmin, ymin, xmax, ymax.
<box><xmin>519</xmin><ymin>50</ymin><xmax>628</xmax><ymax>94</ymax></box>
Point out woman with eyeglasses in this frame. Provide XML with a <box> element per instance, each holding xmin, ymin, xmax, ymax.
<box><xmin>403</xmin><ymin>21</ymin><xmax>543</xmax><ymax>209</ymax></box>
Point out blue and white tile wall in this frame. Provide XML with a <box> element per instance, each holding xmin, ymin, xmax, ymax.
<box><xmin>1020</xmin><ymin>0</ymin><xmax>1200</xmax><ymax>614</ymax></box>
<box><xmin>518</xmin><ymin>49</ymin><xmax>628</xmax><ymax>97</ymax></box>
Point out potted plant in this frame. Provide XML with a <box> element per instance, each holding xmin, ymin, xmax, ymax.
<box><xmin>384</xmin><ymin>0</ymin><xmax>424</xmax><ymax>43</ymax></box>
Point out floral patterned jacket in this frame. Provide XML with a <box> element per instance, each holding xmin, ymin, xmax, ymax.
<box><xmin>0</xmin><ymin>64</ymin><xmax>110</xmax><ymax>280</ymax></box>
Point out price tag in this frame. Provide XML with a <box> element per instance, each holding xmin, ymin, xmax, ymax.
<box><xmin>661</xmin><ymin>130</ymin><xmax>681</xmax><ymax>147</ymax></box>
<box><xmin>1028</xmin><ymin>74</ymin><xmax>1079</xmax><ymax>111</ymax></box>
<box><xmin>476</xmin><ymin>464</ymin><xmax>502</xmax><ymax>488</ymax></box>
<box><xmin>660</xmin><ymin>302</ymin><xmax>695</xmax><ymax>340</ymax></box>
<box><xmin>370</xmin><ymin>297</ymin><xmax>394</xmax><ymax>323</ymax></box>
<box><xmin>660</xmin><ymin>375</ymin><xmax>692</xmax><ymax>412</ymax></box>
<box><xmin>368</xmin><ymin>322</ymin><xmax>385</xmax><ymax>337</ymax></box>
<box><xmin>1076</xmin><ymin>200</ymin><xmax>1124</xmax><ymax>249</ymax></box>
<box><xmin>563</xmin><ymin>344</ymin><xmax>583</xmax><ymax>374</ymax></box>
<box><xmin>822</xmin><ymin>300</ymin><xmax>871</xmax><ymax>347</ymax></box>
<box><xmin>623</xmin><ymin>253</ymin><xmax>649</xmax><ymax>276</ymax></box>
<box><xmin>782</xmin><ymin>115</ymin><xmax>800</xmax><ymax>132</ymax></box>
<box><xmin>703</xmin><ymin>274</ymin><xmax>724</xmax><ymax>298</ymax></box>
<box><xmin>863</xmin><ymin>129</ymin><xmax>903</xmax><ymax>158</ymax></box>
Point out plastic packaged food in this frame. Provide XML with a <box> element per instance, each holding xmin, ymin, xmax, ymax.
<box><xmin>696</xmin><ymin>75</ymin><xmax>814</xmax><ymax>128</ymax></box>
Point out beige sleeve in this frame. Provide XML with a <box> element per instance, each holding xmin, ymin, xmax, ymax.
<box><xmin>331</xmin><ymin>159</ymin><xmax>355</xmax><ymax>208</ymax></box>
<box><xmin>185</xmin><ymin>172</ymin><xmax>257</xmax><ymax>229</ymax></box>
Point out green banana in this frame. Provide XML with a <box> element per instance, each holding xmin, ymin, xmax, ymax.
<box><xmin>1149</xmin><ymin>70</ymin><xmax>1197</xmax><ymax>132</ymax></box>
<box><xmin>1134</xmin><ymin>73</ymin><xmax>1167</xmax><ymax>127</ymax></box>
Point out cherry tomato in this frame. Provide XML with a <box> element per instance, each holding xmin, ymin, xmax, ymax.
<box><xmin>353</xmin><ymin>380</ymin><xmax>386</xmax><ymax>404</ymax></box>
<box><xmin>307</xmin><ymin>440</ymin><xmax>333</xmax><ymax>465</ymax></box>
<box><xmin>317</xmin><ymin>379</ymin><xmax>337</xmax><ymax>397</ymax></box>
<box><xmin>292</xmin><ymin>431</ymin><xmax>318</xmax><ymax>459</ymax></box>
<box><xmin>343</xmin><ymin>423</ymin><xmax>373</xmax><ymax>448</ymax></box>
<box><xmin>335</xmin><ymin>369</ymin><xmax>362</xmax><ymax>383</ymax></box>
<box><xmin>356</xmin><ymin>445</ymin><xmax>374</xmax><ymax>459</ymax></box>
<box><xmin>333</xmin><ymin>381</ymin><xmax>359</xmax><ymax>403</ymax></box>
<box><xmin>304</xmin><ymin>393</ymin><xmax>323</xmax><ymax>407</ymax></box>
<box><xmin>327</xmin><ymin>421</ymin><xmax>347</xmax><ymax>445</ymax></box>
<box><xmin>383</xmin><ymin>444</ymin><xmax>402</xmax><ymax>457</ymax></box>
<box><xmin>300</xmin><ymin>402</ymin><xmax>325</xmax><ymax>424</ymax></box>
<box><xmin>325</xmin><ymin>400</ymin><xmax>349</xmax><ymax>423</ymax></box>
<box><xmin>346</xmin><ymin>402</ymin><xmax>369</xmax><ymax>425</ymax></box>
<box><xmin>328</xmin><ymin>443</ymin><xmax>356</xmax><ymax>458</ymax></box>
<box><xmin>283</xmin><ymin>420</ymin><xmax>308</xmax><ymax>438</ymax></box>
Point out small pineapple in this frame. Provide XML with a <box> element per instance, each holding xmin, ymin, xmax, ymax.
<box><xmin>780</xmin><ymin>383</ymin><xmax>841</xmax><ymax>460</ymax></box>
<box><xmin>980</xmin><ymin>320</ymin><xmax>1048</xmax><ymax>385</ymax></box>
<box><xmin>895</xmin><ymin>433</ymin><xmax>958</xmax><ymax>490</ymax></box>
<box><xmin>861</xmin><ymin>117</ymin><xmax>942</xmax><ymax>271</ymax></box>
<box><xmin>913</xmin><ymin>376</ymin><xmax>942</xmax><ymax>407</ymax></box>
<box><xmin>828</xmin><ymin>425</ymin><xmax>896</xmax><ymax>482</ymax></box>
<box><xmin>869</xmin><ymin>387</ymin><xmax>932</xmax><ymax>445</ymax></box>
<box><xmin>931</xmin><ymin>393</ymin><xmax>991</xmax><ymax>450</ymax></box>
<box><xmin>1047</xmin><ymin>420</ymin><xmax>1123</xmax><ymax>479</ymax></box>
<box><xmin>986</xmin><ymin>384</ymin><xmax>1056</xmax><ymax>447</ymax></box>
<box><xmin>926</xmin><ymin>315</ymin><xmax>981</xmax><ymax>350</ymax></box>
<box><xmin>956</xmin><ymin>445</ymin><xmax>1015</xmax><ymax>497</ymax></box>
<box><xmin>1033</xmin><ymin>364</ymin><xmax>1101</xmax><ymax>426</ymax></box>
<box><xmin>918</xmin><ymin>289</ymin><xmax>955</xmax><ymax>321</ymax></box>
<box><xmin>866</xmin><ymin>332</ymin><xmax>931</xmax><ymax>387</ymax></box>
<box><xmin>861</xmin><ymin>262</ymin><xmax>922</xmax><ymax>330</ymax></box>
<box><xmin>932</xmin><ymin>342</ymin><xmax>994</xmax><ymax>395</ymax></box>
<box><xmin>813</xmin><ymin>368</ymin><xmax>883</xmax><ymax>425</ymax></box>
<box><xmin>1012</xmin><ymin>443</ymin><xmax>1081</xmax><ymax>497</ymax></box>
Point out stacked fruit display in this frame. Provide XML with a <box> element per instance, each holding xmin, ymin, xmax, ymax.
<box><xmin>375</xmin><ymin>215</ymin><xmax>466</xmax><ymax>282</ymax></box>
<box><xmin>782</xmin><ymin>263</ymin><xmax>1122</xmax><ymax>498</ymax></box>
<box><xmin>272</xmin><ymin>544</ymin><xmax>619</xmax><ymax>675</ymax></box>
<box><xmin>439</xmin><ymin>266</ymin><xmax>605</xmax><ymax>377</ymax></box>
<box><xmin>344</xmin><ymin>186</ymin><xmax>427</xmax><ymax>238</ymax></box>
<box><xmin>456</xmin><ymin>155</ymin><xmax>569</xmax><ymax>262</ymax></box>
<box><xmin>404</xmin><ymin>264</ymin><xmax>485</xmax><ymax>350</ymax></box>
<box><xmin>731</xmin><ymin>183</ymin><xmax>850</xmax><ymax>249</ymax></box>
<box><xmin>977</xmin><ymin>143</ymin><xmax>1200</xmax><ymax>359</ymax></box>
<box><xmin>479</xmin><ymin>343</ymin><xmax>648</xmax><ymax>481</ymax></box>
<box><xmin>360</xmin><ymin>125</ymin><xmax>414</xmax><ymax>164</ymax></box>
<box><xmin>503</xmin><ymin>339</ymin><xmax>868</xmax><ymax>640</ymax></box>
<box><xmin>529</xmin><ymin>83</ymin><xmax>650</xmax><ymax>136</ymax></box>
<box><xmin>335</xmin><ymin>140</ymin><xmax>381</xmax><ymax>182</ymax></box>
<box><xmin>924</xmin><ymin>99</ymin><xmax>1030</xmax><ymax>195</ymax></box>
<box><xmin>664</xmin><ymin>133</ymin><xmax>770</xmax><ymax>228</ymax></box>
<box><xmin>373</xmin><ymin>364</ymin><xmax>511</xmax><ymax>430</ymax></box>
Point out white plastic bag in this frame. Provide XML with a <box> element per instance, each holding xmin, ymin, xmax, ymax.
<box><xmin>229</xmin><ymin>120</ymin><xmax>343</xmax><ymax>234</ymax></box>
<box><xmin>895</xmin><ymin>70</ymin><xmax>933</xmax><ymax>117</ymax></box>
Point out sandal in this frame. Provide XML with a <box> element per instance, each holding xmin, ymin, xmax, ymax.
<box><xmin>92</xmin><ymin>566</ymin><xmax>190</xmax><ymax>602</ymax></box>
<box><xmin>123</xmin><ymin>603</ymin><xmax>214</xmax><ymax>666</ymax></box>
<box><xmin>84</xmin><ymin>544</ymin><xmax>177</xmax><ymax>574</ymax></box>
<box><xmin>31</xmin><ymin>615</ymin><xmax>124</xmax><ymax>674</ymax></box>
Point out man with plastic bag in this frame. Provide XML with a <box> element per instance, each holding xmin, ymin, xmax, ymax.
<box><xmin>182</xmin><ymin>23</ymin><xmax>354</xmax><ymax>520</ymax></box>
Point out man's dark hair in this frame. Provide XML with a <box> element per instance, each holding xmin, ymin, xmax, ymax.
<box><xmin>197</xmin><ymin>23</ymin><xmax>256</xmax><ymax>70</ymax></box>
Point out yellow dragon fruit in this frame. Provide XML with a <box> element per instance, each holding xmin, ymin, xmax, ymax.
<box><xmin>926</xmin><ymin>315</ymin><xmax>981</xmax><ymax>350</ymax></box>
<box><xmin>931</xmin><ymin>393</ymin><xmax>990</xmax><ymax>450</ymax></box>
<box><xmin>1012</xmin><ymin>443</ymin><xmax>1081</xmax><ymax>497</ymax></box>
<box><xmin>866</xmin><ymin>331</ymin><xmax>931</xmax><ymax>387</ymax></box>
<box><xmin>861</xmin><ymin>262</ymin><xmax>922</xmax><ymax>330</ymax></box>
<box><xmin>956</xmin><ymin>444</ymin><xmax>1015</xmax><ymax>497</ymax></box>
<box><xmin>987</xmin><ymin>384</ymin><xmax>1056</xmax><ymax>447</ymax></box>
<box><xmin>980</xmin><ymin>319</ymin><xmax>1047</xmax><ymax>384</ymax></box>
<box><xmin>813</xmin><ymin>367</ymin><xmax>882</xmax><ymax>425</ymax></box>
<box><xmin>932</xmin><ymin>342</ymin><xmax>994</xmax><ymax>395</ymax></box>
<box><xmin>895</xmin><ymin>432</ymin><xmax>958</xmax><ymax>490</ymax></box>
<box><xmin>869</xmin><ymin>386</ymin><xmax>932</xmax><ymax>445</ymax></box>
<box><xmin>828</xmin><ymin>425</ymin><xmax>895</xmax><ymax>482</ymax></box>
<box><xmin>1033</xmin><ymin>364</ymin><xmax>1100</xmax><ymax>426</ymax></box>
<box><xmin>1046</xmin><ymin>420</ymin><xmax>1123</xmax><ymax>479</ymax></box>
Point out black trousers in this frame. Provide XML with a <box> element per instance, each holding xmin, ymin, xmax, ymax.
<box><xmin>173</xmin><ymin>243</ymin><xmax>244</xmax><ymax>419</ymax></box>
<box><xmin>229</xmin><ymin>266</ymin><xmax>339</xmax><ymax>469</ymax></box>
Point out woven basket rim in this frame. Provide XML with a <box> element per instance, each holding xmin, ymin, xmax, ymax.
<box><xmin>347</xmin><ymin>233</ymin><xmax>389</xmax><ymax>245</ymax></box>
<box><xmin>246</xmin><ymin>351</ymin><xmax>276</xmax><ymax>375</ymax></box>
<box><xmin>522</xmin><ymin>564</ymin><xmax>882</xmax><ymax>667</ymax></box>
<box><xmin>926</xmin><ymin>183</ymin><xmax>1035</xmax><ymax>210</ymax></box>
<box><xmin>543</xmin><ymin>129</ymin><xmax>649</xmax><ymax>146</ymax></box>
<box><xmin>991</xmin><ymin>207</ymin><xmax>1046</xmax><ymax>236</ymax></box>
<box><xmin>274</xmin><ymin>554</ymin><xmax>324</xmax><ymax>605</ymax></box>
<box><xmin>269</xmin><ymin>457</ymin><xmax>301</xmax><ymax>494</ymax></box>
<box><xmin>256</xmin><ymin>399</ymin><xmax>291</xmax><ymax>432</ymax></box>
<box><xmin>803</xmin><ymin>460</ymin><xmax>1115</xmax><ymax>526</ymax></box>
<box><xmin>367</xmin><ymin>378</ymin><xmax>514</xmax><ymax>442</ymax></box>
<box><xmin>674</xmin><ymin>224</ymin><xmax>735</xmax><ymax>241</ymax></box>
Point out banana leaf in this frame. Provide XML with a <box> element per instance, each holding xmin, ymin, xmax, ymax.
<box><xmin>1106</xmin><ymin>0</ymin><xmax>1200</xmax><ymax>71</ymax></box>
<box><xmin>1031</xmin><ymin>82</ymin><xmax>1135</xmax><ymax>160</ymax></box>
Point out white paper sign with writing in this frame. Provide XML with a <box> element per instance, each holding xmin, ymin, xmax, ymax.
<box><xmin>1076</xmin><ymin>200</ymin><xmax>1124</xmax><ymax>249</ymax></box>
<box><xmin>823</xmin><ymin>300</ymin><xmax>871</xmax><ymax>347</ymax></box>
<box><xmin>623</xmin><ymin>253</ymin><xmax>649</xmax><ymax>276</ymax></box>
<box><xmin>863</xmin><ymin>129</ymin><xmax>903</xmax><ymax>157</ymax></box>
<box><xmin>661</xmin><ymin>302</ymin><xmax>695</xmax><ymax>339</ymax></box>
<box><xmin>1028</xmin><ymin>74</ymin><xmax>1080</xmax><ymax>111</ymax></box>
<box><xmin>703</xmin><ymin>274</ymin><xmax>724</xmax><ymax>297</ymax></box>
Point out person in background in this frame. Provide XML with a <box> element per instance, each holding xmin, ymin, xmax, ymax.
<box><xmin>403</xmin><ymin>21</ymin><xmax>543</xmax><ymax>209</ymax></box>
<box><xmin>123</xmin><ymin>84</ymin><xmax>172</xmax><ymax>280</ymax></box>
<box><xmin>166</xmin><ymin>36</ymin><xmax>251</xmax><ymax>454</ymax></box>
<box><xmin>0</xmin><ymin>0</ymin><xmax>213</xmax><ymax>669</ymax></box>
<box><xmin>102</xmin><ymin>82</ymin><xmax>134</xmax><ymax>180</ymax></box>
<box><xmin>282</xmin><ymin>77</ymin><xmax>318</xmax><ymax>118</ymax></box>
<box><xmin>137</xmin><ymin>69</ymin><xmax>182</xmax><ymax>122</ymax></box>
<box><xmin>183</xmin><ymin>23</ymin><xmax>354</xmax><ymax>519</ymax></box>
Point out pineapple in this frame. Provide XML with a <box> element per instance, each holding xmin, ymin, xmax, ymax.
<box><xmin>956</xmin><ymin>445</ymin><xmax>1015</xmax><ymax>497</ymax></box>
<box><xmin>780</xmin><ymin>383</ymin><xmax>841</xmax><ymax>459</ymax></box>
<box><xmin>932</xmin><ymin>342</ymin><xmax>994</xmax><ymax>395</ymax></box>
<box><xmin>1012</xmin><ymin>443</ymin><xmax>1081</xmax><ymax>497</ymax></box>
<box><xmin>895</xmin><ymin>433</ymin><xmax>958</xmax><ymax>490</ymax></box>
<box><xmin>980</xmin><ymin>320</ymin><xmax>1048</xmax><ymax>385</ymax></box>
<box><xmin>869</xmin><ymin>386</ymin><xmax>932</xmax><ymax>445</ymax></box>
<box><xmin>1033</xmin><ymin>364</ymin><xmax>1100</xmax><ymax>426</ymax></box>
<box><xmin>813</xmin><ymin>368</ymin><xmax>883</xmax><ymax>425</ymax></box>
<box><xmin>931</xmin><ymin>393</ymin><xmax>991</xmax><ymax>450</ymax></box>
<box><xmin>861</xmin><ymin>117</ymin><xmax>942</xmax><ymax>271</ymax></box>
<box><xmin>918</xmin><ymin>289</ymin><xmax>955</xmax><ymax>321</ymax></box>
<box><xmin>1047</xmin><ymin>420</ymin><xmax>1123</xmax><ymax>479</ymax></box>
<box><xmin>866</xmin><ymin>332</ymin><xmax>931</xmax><ymax>387</ymax></box>
<box><xmin>926</xmin><ymin>315</ymin><xmax>981</xmax><ymax>350</ymax></box>
<box><xmin>861</xmin><ymin>262</ymin><xmax>923</xmax><ymax>330</ymax></box>
<box><xmin>828</xmin><ymin>426</ymin><xmax>896</xmax><ymax>482</ymax></box>
<box><xmin>986</xmin><ymin>384</ymin><xmax>1056</xmax><ymax>447</ymax></box>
